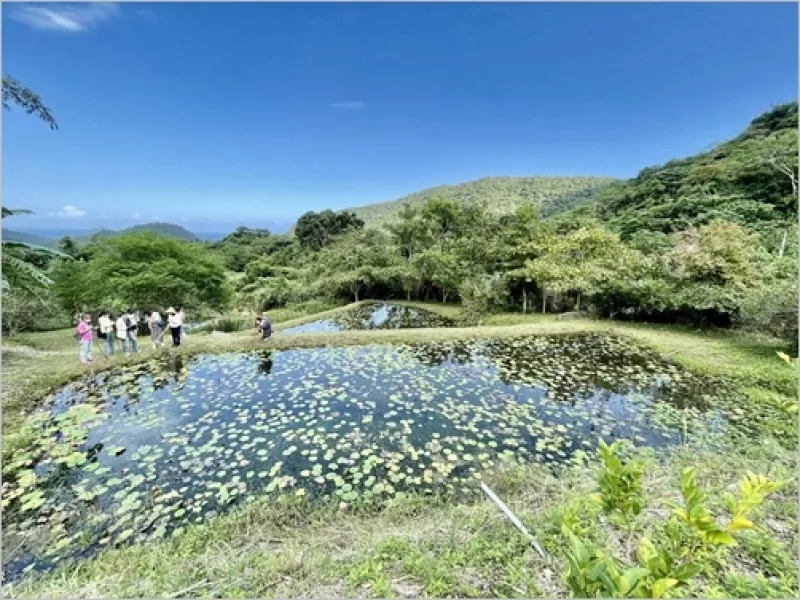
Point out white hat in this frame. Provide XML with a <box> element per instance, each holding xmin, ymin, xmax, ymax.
<box><xmin>167</xmin><ymin>307</ymin><xmax>176</xmax><ymax>314</ymax></box>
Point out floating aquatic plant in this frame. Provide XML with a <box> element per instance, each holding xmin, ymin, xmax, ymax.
<box><xmin>2</xmin><ymin>333</ymin><xmax>736</xmax><ymax>582</ymax></box>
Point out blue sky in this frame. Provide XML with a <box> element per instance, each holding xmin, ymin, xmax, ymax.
<box><xmin>3</xmin><ymin>2</ymin><xmax>797</xmax><ymax>234</ymax></box>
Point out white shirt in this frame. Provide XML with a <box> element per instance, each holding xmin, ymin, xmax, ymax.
<box><xmin>99</xmin><ymin>315</ymin><xmax>114</xmax><ymax>334</ymax></box>
<box><xmin>115</xmin><ymin>317</ymin><xmax>128</xmax><ymax>338</ymax></box>
<box><xmin>168</xmin><ymin>313</ymin><xmax>183</xmax><ymax>328</ymax></box>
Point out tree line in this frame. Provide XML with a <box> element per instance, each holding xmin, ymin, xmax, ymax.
<box><xmin>231</xmin><ymin>196</ymin><xmax>796</xmax><ymax>347</ymax></box>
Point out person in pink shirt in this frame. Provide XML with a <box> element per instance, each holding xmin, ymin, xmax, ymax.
<box><xmin>76</xmin><ymin>312</ymin><xmax>95</xmax><ymax>364</ymax></box>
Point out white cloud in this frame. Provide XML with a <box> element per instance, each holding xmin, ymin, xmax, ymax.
<box><xmin>57</xmin><ymin>205</ymin><xmax>86</xmax><ymax>219</ymax></box>
<box><xmin>153</xmin><ymin>216</ymin><xmax>161</xmax><ymax>222</ymax></box>
<box><xmin>331</xmin><ymin>101</ymin><xmax>365</xmax><ymax>110</ymax></box>
<box><xmin>10</xmin><ymin>2</ymin><xmax>121</xmax><ymax>33</ymax></box>
<box><xmin>100</xmin><ymin>212</ymin><xmax>110</xmax><ymax>220</ymax></box>
<box><xmin>132</xmin><ymin>212</ymin><xmax>142</xmax><ymax>220</ymax></box>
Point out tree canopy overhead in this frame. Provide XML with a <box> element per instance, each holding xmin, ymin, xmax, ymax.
<box><xmin>2</xmin><ymin>74</ymin><xmax>59</xmax><ymax>130</ymax></box>
<box><xmin>1</xmin><ymin>77</ymin><xmax>63</xmax><ymax>295</ymax></box>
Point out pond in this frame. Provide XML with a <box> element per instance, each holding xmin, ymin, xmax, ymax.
<box><xmin>281</xmin><ymin>302</ymin><xmax>455</xmax><ymax>334</ymax></box>
<box><xmin>2</xmin><ymin>333</ymin><xmax>734</xmax><ymax>581</ymax></box>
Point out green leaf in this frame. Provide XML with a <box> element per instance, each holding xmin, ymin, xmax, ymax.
<box><xmin>726</xmin><ymin>515</ymin><xmax>754</xmax><ymax>532</ymax></box>
<box><xmin>652</xmin><ymin>577</ymin><xmax>679</xmax><ymax>598</ymax></box>
<box><xmin>704</xmin><ymin>530</ymin><xmax>737</xmax><ymax>546</ymax></box>
<box><xmin>672</xmin><ymin>562</ymin><xmax>702</xmax><ymax>582</ymax></box>
<box><xmin>617</xmin><ymin>568</ymin><xmax>650</xmax><ymax>596</ymax></box>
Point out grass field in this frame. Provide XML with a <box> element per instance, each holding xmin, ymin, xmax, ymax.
<box><xmin>2</xmin><ymin>303</ymin><xmax>797</xmax><ymax>598</ymax></box>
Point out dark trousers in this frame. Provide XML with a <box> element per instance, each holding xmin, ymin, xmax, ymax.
<box><xmin>171</xmin><ymin>326</ymin><xmax>182</xmax><ymax>347</ymax></box>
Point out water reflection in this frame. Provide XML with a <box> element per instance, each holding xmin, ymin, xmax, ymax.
<box><xmin>282</xmin><ymin>302</ymin><xmax>455</xmax><ymax>334</ymax></box>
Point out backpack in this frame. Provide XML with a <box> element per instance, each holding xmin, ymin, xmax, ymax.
<box><xmin>124</xmin><ymin>316</ymin><xmax>132</xmax><ymax>328</ymax></box>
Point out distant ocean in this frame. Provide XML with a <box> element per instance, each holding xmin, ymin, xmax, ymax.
<box><xmin>193</xmin><ymin>232</ymin><xmax>228</xmax><ymax>241</ymax></box>
<box><xmin>9</xmin><ymin>221</ymin><xmax>292</xmax><ymax>241</ymax></box>
<box><xmin>13</xmin><ymin>228</ymin><xmax>94</xmax><ymax>239</ymax></box>
<box><xmin>11</xmin><ymin>228</ymin><xmax>229</xmax><ymax>241</ymax></box>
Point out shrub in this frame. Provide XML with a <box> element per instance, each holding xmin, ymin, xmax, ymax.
<box><xmin>1</xmin><ymin>290</ymin><xmax>50</xmax><ymax>336</ymax></box>
<box><xmin>194</xmin><ymin>316</ymin><xmax>249</xmax><ymax>333</ymax></box>
<box><xmin>459</xmin><ymin>274</ymin><xmax>507</xmax><ymax>322</ymax></box>
<box><xmin>590</xmin><ymin>439</ymin><xmax>645</xmax><ymax>518</ymax></box>
<box><xmin>563</xmin><ymin>467</ymin><xmax>782</xmax><ymax>598</ymax></box>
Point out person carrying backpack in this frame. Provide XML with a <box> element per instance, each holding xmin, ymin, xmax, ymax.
<box><xmin>75</xmin><ymin>312</ymin><xmax>95</xmax><ymax>364</ymax></box>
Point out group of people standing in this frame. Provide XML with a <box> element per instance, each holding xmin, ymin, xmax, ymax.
<box><xmin>75</xmin><ymin>306</ymin><xmax>186</xmax><ymax>364</ymax></box>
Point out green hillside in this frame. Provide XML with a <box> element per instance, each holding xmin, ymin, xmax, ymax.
<box><xmin>3</xmin><ymin>223</ymin><xmax>201</xmax><ymax>249</ymax></box>
<box><xmin>584</xmin><ymin>102</ymin><xmax>798</xmax><ymax>238</ymax></box>
<box><xmin>75</xmin><ymin>223</ymin><xmax>200</xmax><ymax>245</ymax></box>
<box><xmin>343</xmin><ymin>176</ymin><xmax>616</xmax><ymax>229</ymax></box>
<box><xmin>2</xmin><ymin>229</ymin><xmax>58</xmax><ymax>248</ymax></box>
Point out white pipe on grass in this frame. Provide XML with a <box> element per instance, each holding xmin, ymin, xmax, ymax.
<box><xmin>480</xmin><ymin>481</ymin><xmax>547</xmax><ymax>559</ymax></box>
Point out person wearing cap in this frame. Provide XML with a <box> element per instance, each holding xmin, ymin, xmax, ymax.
<box><xmin>166</xmin><ymin>307</ymin><xmax>183</xmax><ymax>347</ymax></box>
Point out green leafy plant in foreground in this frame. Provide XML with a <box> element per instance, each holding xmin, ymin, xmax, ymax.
<box><xmin>564</xmin><ymin>457</ymin><xmax>782</xmax><ymax>597</ymax></box>
<box><xmin>590</xmin><ymin>439</ymin><xmax>645</xmax><ymax>518</ymax></box>
<box><xmin>563</xmin><ymin>528</ymin><xmax>650</xmax><ymax>597</ymax></box>
<box><xmin>667</xmin><ymin>467</ymin><xmax>781</xmax><ymax>546</ymax></box>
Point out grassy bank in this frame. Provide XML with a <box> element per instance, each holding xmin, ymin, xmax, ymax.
<box><xmin>5</xmin><ymin>440</ymin><xmax>796</xmax><ymax>598</ymax></box>
<box><xmin>2</xmin><ymin>302</ymin><xmax>797</xmax><ymax>597</ymax></box>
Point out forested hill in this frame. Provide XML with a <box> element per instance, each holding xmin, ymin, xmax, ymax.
<box><xmin>2</xmin><ymin>229</ymin><xmax>59</xmax><ymax>248</ymax></box>
<box><xmin>344</xmin><ymin>176</ymin><xmax>616</xmax><ymax>229</ymax></box>
<box><xmin>2</xmin><ymin>222</ymin><xmax>201</xmax><ymax>248</ymax></box>
<box><xmin>579</xmin><ymin>102</ymin><xmax>798</xmax><ymax>238</ymax></box>
<box><xmin>80</xmin><ymin>223</ymin><xmax>200</xmax><ymax>243</ymax></box>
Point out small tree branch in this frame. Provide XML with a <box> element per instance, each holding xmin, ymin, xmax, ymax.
<box><xmin>2</xmin><ymin>75</ymin><xmax>59</xmax><ymax>130</ymax></box>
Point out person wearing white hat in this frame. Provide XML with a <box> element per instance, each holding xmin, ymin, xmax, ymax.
<box><xmin>166</xmin><ymin>307</ymin><xmax>183</xmax><ymax>347</ymax></box>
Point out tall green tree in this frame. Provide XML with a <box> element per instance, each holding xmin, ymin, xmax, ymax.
<box><xmin>315</xmin><ymin>230</ymin><xmax>399</xmax><ymax>301</ymax></box>
<box><xmin>498</xmin><ymin>202</ymin><xmax>549</xmax><ymax>313</ymax></box>
<box><xmin>295</xmin><ymin>210</ymin><xmax>364</xmax><ymax>250</ymax></box>
<box><xmin>2</xmin><ymin>77</ymin><xmax>66</xmax><ymax>293</ymax></box>
<box><xmin>663</xmin><ymin>221</ymin><xmax>759</xmax><ymax>317</ymax></box>
<box><xmin>524</xmin><ymin>227</ymin><xmax>632</xmax><ymax>312</ymax></box>
<box><xmin>52</xmin><ymin>232</ymin><xmax>232</xmax><ymax>313</ymax></box>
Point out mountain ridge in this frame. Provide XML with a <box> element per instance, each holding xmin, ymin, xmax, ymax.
<box><xmin>291</xmin><ymin>175</ymin><xmax>617</xmax><ymax>231</ymax></box>
<box><xmin>571</xmin><ymin>101</ymin><xmax>799</xmax><ymax>239</ymax></box>
<box><xmin>2</xmin><ymin>222</ymin><xmax>201</xmax><ymax>248</ymax></box>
